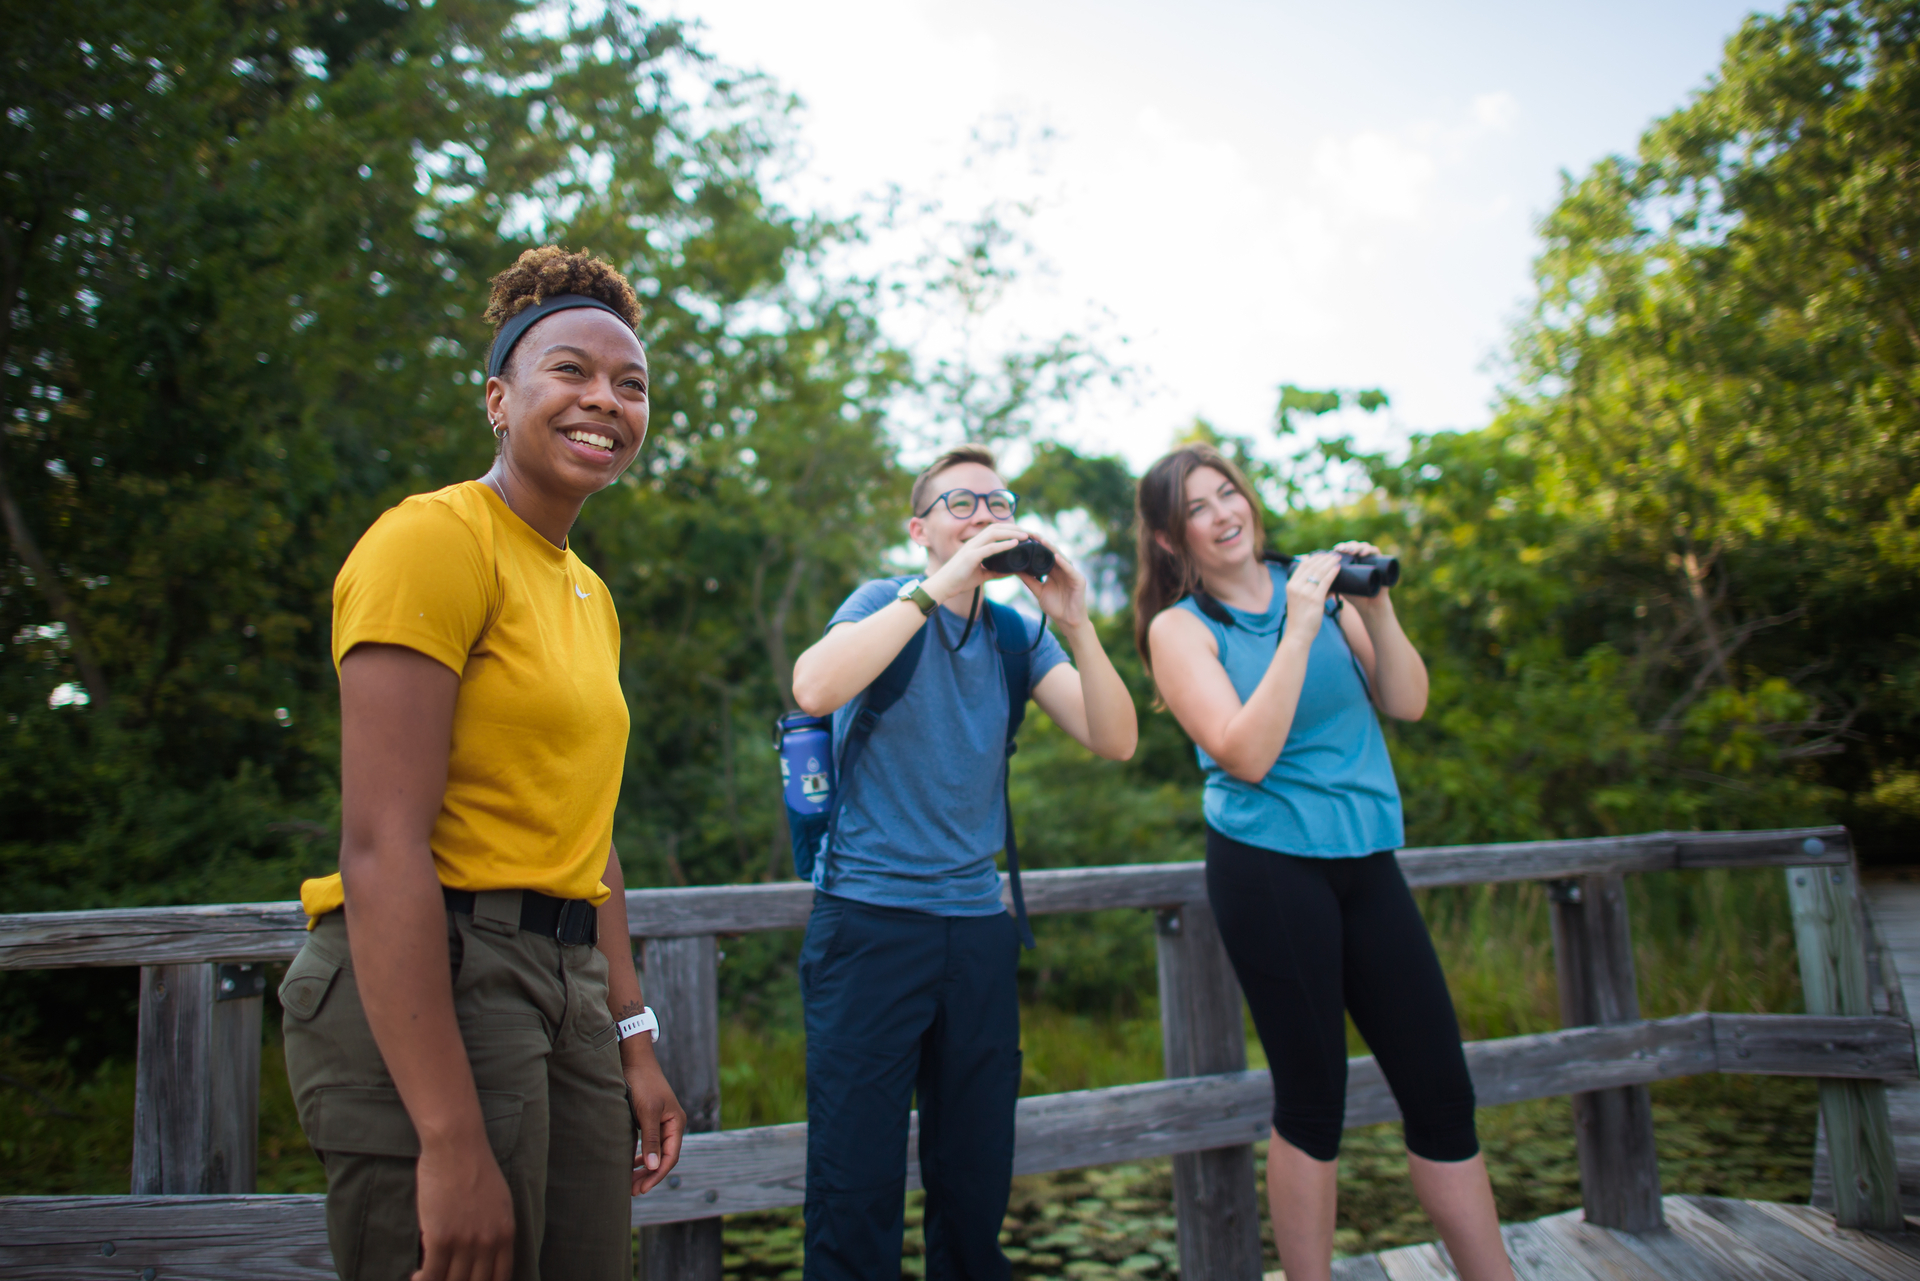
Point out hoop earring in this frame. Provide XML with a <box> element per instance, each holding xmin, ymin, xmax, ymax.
<box><xmin>491</xmin><ymin>420</ymin><xmax>506</xmax><ymax>441</ymax></box>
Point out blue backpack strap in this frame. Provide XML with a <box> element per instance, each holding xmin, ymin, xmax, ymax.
<box><xmin>820</xmin><ymin>595</ymin><xmax>928</xmax><ymax>886</ymax></box>
<box><xmin>986</xmin><ymin>602</ymin><xmax>1037</xmax><ymax>949</ymax></box>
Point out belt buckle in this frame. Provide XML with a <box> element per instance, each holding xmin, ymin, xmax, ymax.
<box><xmin>557</xmin><ymin>899</ymin><xmax>598</xmax><ymax>947</ymax></box>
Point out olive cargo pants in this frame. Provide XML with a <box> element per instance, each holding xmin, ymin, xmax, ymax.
<box><xmin>281</xmin><ymin>895</ymin><xmax>635</xmax><ymax>1281</ymax></box>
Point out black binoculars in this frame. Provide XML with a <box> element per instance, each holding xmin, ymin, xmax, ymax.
<box><xmin>983</xmin><ymin>539</ymin><xmax>1055</xmax><ymax>578</ymax></box>
<box><xmin>1300</xmin><ymin>551</ymin><xmax>1400</xmax><ymax>597</ymax></box>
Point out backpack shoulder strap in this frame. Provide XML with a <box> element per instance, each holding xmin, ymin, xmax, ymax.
<box><xmin>986</xmin><ymin>601</ymin><xmax>1033</xmax><ymax>742</ymax></box>
<box><xmin>985</xmin><ymin>601</ymin><xmax>1038</xmax><ymax>949</ymax></box>
<box><xmin>817</xmin><ymin>590</ymin><xmax>929</xmax><ymax>888</ymax></box>
<box><xmin>835</xmin><ymin>580</ymin><xmax>927</xmax><ymax>754</ymax></box>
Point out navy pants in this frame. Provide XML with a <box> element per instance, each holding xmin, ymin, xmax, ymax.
<box><xmin>800</xmin><ymin>894</ymin><xmax>1021</xmax><ymax>1281</ymax></box>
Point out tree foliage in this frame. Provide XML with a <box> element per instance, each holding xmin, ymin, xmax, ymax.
<box><xmin>4</xmin><ymin>0</ymin><xmax>1917</xmax><ymax>1055</ymax></box>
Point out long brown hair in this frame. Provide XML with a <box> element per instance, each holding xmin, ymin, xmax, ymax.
<box><xmin>1132</xmin><ymin>444</ymin><xmax>1267</xmax><ymax>670</ymax></box>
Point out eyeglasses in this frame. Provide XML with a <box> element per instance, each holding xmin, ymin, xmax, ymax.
<box><xmin>917</xmin><ymin>488</ymin><xmax>1019</xmax><ymax>521</ymax></box>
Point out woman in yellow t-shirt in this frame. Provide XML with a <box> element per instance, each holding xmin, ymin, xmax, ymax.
<box><xmin>281</xmin><ymin>247</ymin><xmax>684</xmax><ymax>1281</ymax></box>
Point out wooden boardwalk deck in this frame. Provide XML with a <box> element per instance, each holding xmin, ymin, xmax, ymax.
<box><xmin>1325</xmin><ymin>1196</ymin><xmax>1920</xmax><ymax>1280</ymax></box>
<box><xmin>1310</xmin><ymin>877</ymin><xmax>1920</xmax><ymax>1281</ymax></box>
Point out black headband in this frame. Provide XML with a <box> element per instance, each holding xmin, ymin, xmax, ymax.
<box><xmin>486</xmin><ymin>294</ymin><xmax>630</xmax><ymax>378</ymax></box>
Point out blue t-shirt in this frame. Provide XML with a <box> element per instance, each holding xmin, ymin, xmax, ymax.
<box><xmin>821</xmin><ymin>578</ymin><xmax>1071</xmax><ymax>914</ymax></box>
<box><xmin>1175</xmin><ymin>562</ymin><xmax>1404</xmax><ymax>857</ymax></box>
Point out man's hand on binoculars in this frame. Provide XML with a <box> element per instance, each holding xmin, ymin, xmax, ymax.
<box><xmin>1018</xmin><ymin>533</ymin><xmax>1090</xmax><ymax>632</ymax></box>
<box><xmin>925</xmin><ymin>522</ymin><xmax>1029</xmax><ymax>602</ymax></box>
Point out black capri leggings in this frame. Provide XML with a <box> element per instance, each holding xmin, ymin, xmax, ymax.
<box><xmin>1205</xmin><ymin>826</ymin><xmax>1479</xmax><ymax>1163</ymax></box>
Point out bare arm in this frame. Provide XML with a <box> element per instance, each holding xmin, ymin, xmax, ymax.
<box><xmin>337</xmin><ymin>643</ymin><xmax>512</xmax><ymax>1281</ymax></box>
<box><xmin>1330</xmin><ymin>541</ymin><xmax>1428</xmax><ymax>721</ymax></box>
<box><xmin>1149</xmin><ymin>551</ymin><xmax>1346</xmax><ymax>784</ymax></box>
<box><xmin>792</xmin><ymin>522</ymin><xmax>1027</xmax><ymax>716</ymax></box>
<box><xmin>594</xmin><ymin>849</ymin><xmax>687</xmax><ymax>1195</ymax></box>
<box><xmin>1023</xmin><ymin>542</ymin><xmax>1136</xmax><ymax>760</ymax></box>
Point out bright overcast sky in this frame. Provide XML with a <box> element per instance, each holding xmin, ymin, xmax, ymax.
<box><xmin>660</xmin><ymin>0</ymin><xmax>1771</xmax><ymax>470</ymax></box>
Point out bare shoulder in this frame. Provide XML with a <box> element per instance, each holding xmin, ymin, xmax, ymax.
<box><xmin>1148</xmin><ymin>604</ymin><xmax>1217</xmax><ymax>660</ymax></box>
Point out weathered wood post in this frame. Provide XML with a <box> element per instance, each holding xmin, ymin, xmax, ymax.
<box><xmin>1156</xmin><ymin>900</ymin><xmax>1263</xmax><ymax>1281</ymax></box>
<box><xmin>637</xmin><ymin>935</ymin><xmax>723</xmax><ymax>1281</ymax></box>
<box><xmin>131</xmin><ymin>961</ymin><xmax>263</xmax><ymax>1194</ymax></box>
<box><xmin>1787</xmin><ymin>849</ymin><xmax>1903</xmax><ymax>1230</ymax></box>
<box><xmin>1548</xmin><ymin>874</ymin><xmax>1663</xmax><ymax>1231</ymax></box>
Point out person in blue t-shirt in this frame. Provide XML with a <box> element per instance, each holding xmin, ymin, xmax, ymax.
<box><xmin>790</xmin><ymin>443</ymin><xmax>1138</xmax><ymax>1281</ymax></box>
<box><xmin>1135</xmin><ymin>443</ymin><xmax>1514</xmax><ymax>1281</ymax></box>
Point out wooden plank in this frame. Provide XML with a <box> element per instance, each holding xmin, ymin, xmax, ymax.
<box><xmin>1499</xmin><ymin>1216</ymin><xmax>1613</xmax><ymax>1281</ymax></box>
<box><xmin>132</xmin><ymin>963</ymin><xmax>259</xmax><ymax>1195</ymax></box>
<box><xmin>0</xmin><ymin>1195</ymin><xmax>334</xmax><ymax>1280</ymax></box>
<box><xmin>1751</xmin><ymin>1200</ymin><xmax>1920</xmax><ymax>1280</ymax></box>
<box><xmin>211</xmin><ymin>977</ymin><xmax>262</xmax><ymax>1195</ymax></box>
<box><xmin>1664</xmin><ymin>1194</ymin><xmax>1872</xmax><ymax>1281</ymax></box>
<box><xmin>1156</xmin><ymin>900</ymin><xmax>1263</xmax><ymax>1281</ymax></box>
<box><xmin>1842</xmin><ymin>882</ymin><xmax>1920</xmax><ymax>1219</ymax></box>
<box><xmin>1861</xmin><ymin>1228</ymin><xmax>1920</xmax><ymax>1268</ymax></box>
<box><xmin>1375</xmin><ymin>1241</ymin><xmax>1458</xmax><ymax>1280</ymax></box>
<box><xmin>1396</xmin><ymin>825</ymin><xmax>1850</xmax><ymax>890</ymax></box>
<box><xmin>1556</xmin><ymin>1216</ymin><xmax>1729</xmax><ymax>1281</ymax></box>
<box><xmin>625</xmin><ymin>1010</ymin><xmax>1915</xmax><ymax>1225</ymax></box>
<box><xmin>0</xmin><ymin>827</ymin><xmax>1855</xmax><ymax>968</ymax></box>
<box><xmin>20</xmin><ymin>1008</ymin><xmax>1909</xmax><ymax>1241</ymax></box>
<box><xmin>637</xmin><ymin>935</ymin><xmax>722</xmax><ymax>1281</ymax></box>
<box><xmin>1552</xmin><ymin>874</ymin><xmax>1663</xmax><ymax>1232</ymax></box>
<box><xmin>1345</xmin><ymin>1016</ymin><xmax>1713</xmax><ymax>1129</ymax></box>
<box><xmin>1329</xmin><ymin>1256</ymin><xmax>1395</xmax><ymax>1281</ymax></box>
<box><xmin>0</xmin><ymin>901</ymin><xmax>311</xmax><ymax>970</ymax></box>
<box><xmin>1717</xmin><ymin>1014</ymin><xmax>1919</xmax><ymax>1080</ymax></box>
<box><xmin>10</xmin><ymin>1189</ymin><xmax>1913</xmax><ymax>1281</ymax></box>
<box><xmin>1004</xmin><ymin>1070</ymin><xmax>1272</xmax><ymax>1177</ymax></box>
<box><xmin>1792</xmin><ymin>861</ymin><xmax>1906</xmax><ymax>1231</ymax></box>
<box><xmin>631</xmin><ymin>1121</ymin><xmax>809</xmax><ymax>1226</ymax></box>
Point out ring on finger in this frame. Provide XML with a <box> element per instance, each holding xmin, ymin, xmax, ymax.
<box><xmin>1304</xmin><ymin>576</ymin><xmax>1322</xmax><ymax>585</ymax></box>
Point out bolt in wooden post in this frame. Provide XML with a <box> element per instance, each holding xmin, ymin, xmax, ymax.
<box><xmin>1788</xmin><ymin>854</ymin><xmax>1903</xmax><ymax>1231</ymax></box>
<box><xmin>131</xmin><ymin>962</ymin><xmax>262</xmax><ymax>1194</ymax></box>
<box><xmin>1156</xmin><ymin>900</ymin><xmax>1263</xmax><ymax>1281</ymax></box>
<box><xmin>1548</xmin><ymin>874</ymin><xmax>1662</xmax><ymax>1231</ymax></box>
<box><xmin>637</xmin><ymin>934</ymin><xmax>723</xmax><ymax>1281</ymax></box>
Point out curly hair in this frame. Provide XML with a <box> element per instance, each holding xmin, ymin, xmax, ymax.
<box><xmin>483</xmin><ymin>246</ymin><xmax>642</xmax><ymax>375</ymax></box>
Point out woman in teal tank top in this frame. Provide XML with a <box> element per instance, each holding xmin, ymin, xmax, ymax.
<box><xmin>1135</xmin><ymin>444</ymin><xmax>1513</xmax><ymax>1281</ymax></box>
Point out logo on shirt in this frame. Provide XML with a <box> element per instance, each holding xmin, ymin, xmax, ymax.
<box><xmin>574</xmin><ymin>584</ymin><xmax>591</xmax><ymax>600</ymax></box>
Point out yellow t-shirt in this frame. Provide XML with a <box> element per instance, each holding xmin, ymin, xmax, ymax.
<box><xmin>300</xmin><ymin>481</ymin><xmax>629</xmax><ymax>921</ymax></box>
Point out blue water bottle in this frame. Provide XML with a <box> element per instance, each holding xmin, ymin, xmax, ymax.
<box><xmin>773</xmin><ymin>711</ymin><xmax>835</xmax><ymax>878</ymax></box>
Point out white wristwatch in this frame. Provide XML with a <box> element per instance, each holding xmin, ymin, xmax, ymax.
<box><xmin>618</xmin><ymin>1008</ymin><xmax>660</xmax><ymax>1043</ymax></box>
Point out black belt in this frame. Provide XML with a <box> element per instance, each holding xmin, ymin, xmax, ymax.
<box><xmin>442</xmin><ymin>887</ymin><xmax>599</xmax><ymax>947</ymax></box>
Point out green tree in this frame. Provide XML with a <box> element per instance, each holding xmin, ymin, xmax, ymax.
<box><xmin>0</xmin><ymin>0</ymin><xmax>906</xmax><ymax>1051</ymax></box>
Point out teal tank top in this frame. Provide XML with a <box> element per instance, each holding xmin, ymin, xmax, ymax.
<box><xmin>1175</xmin><ymin>561</ymin><xmax>1404</xmax><ymax>857</ymax></box>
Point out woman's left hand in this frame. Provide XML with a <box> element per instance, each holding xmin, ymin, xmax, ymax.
<box><xmin>623</xmin><ymin>1050</ymin><xmax>687</xmax><ymax>1195</ymax></box>
<box><xmin>1332</xmin><ymin>540</ymin><xmax>1389</xmax><ymax>603</ymax></box>
<box><xmin>1018</xmin><ymin>533</ymin><xmax>1091</xmax><ymax>633</ymax></box>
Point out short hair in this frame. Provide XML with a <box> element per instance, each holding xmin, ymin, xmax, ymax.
<box><xmin>910</xmin><ymin>444</ymin><xmax>999</xmax><ymax>514</ymax></box>
<box><xmin>483</xmin><ymin>246</ymin><xmax>642</xmax><ymax>378</ymax></box>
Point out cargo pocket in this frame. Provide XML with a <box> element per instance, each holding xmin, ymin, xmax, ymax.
<box><xmin>279</xmin><ymin>942</ymin><xmax>343</xmax><ymax>1022</ymax></box>
<box><xmin>307</xmin><ymin>1085</ymin><xmax>524</xmax><ymax>1162</ymax></box>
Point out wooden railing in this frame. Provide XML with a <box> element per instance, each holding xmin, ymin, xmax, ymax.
<box><xmin>0</xmin><ymin>826</ymin><xmax>1908</xmax><ymax>1281</ymax></box>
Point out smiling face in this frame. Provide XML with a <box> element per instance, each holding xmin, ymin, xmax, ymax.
<box><xmin>908</xmin><ymin>460</ymin><xmax>1008</xmax><ymax>569</ymax></box>
<box><xmin>483</xmin><ymin>308</ymin><xmax>649</xmax><ymax>499</ymax></box>
<box><xmin>1173</xmin><ymin>465</ymin><xmax>1259</xmax><ymax>574</ymax></box>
